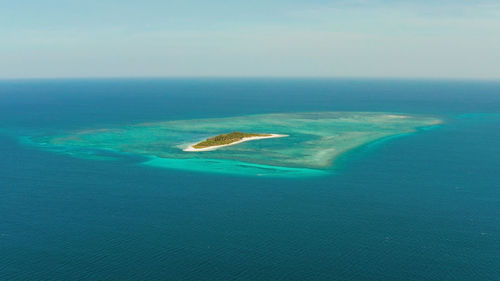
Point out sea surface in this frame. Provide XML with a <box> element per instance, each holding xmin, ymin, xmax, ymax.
<box><xmin>27</xmin><ymin>111</ymin><xmax>440</xmax><ymax>177</ymax></box>
<box><xmin>1</xmin><ymin>78</ymin><xmax>499</xmax><ymax>280</ymax></box>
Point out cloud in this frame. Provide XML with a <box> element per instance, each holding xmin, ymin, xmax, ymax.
<box><xmin>1</xmin><ymin>0</ymin><xmax>499</xmax><ymax>78</ymax></box>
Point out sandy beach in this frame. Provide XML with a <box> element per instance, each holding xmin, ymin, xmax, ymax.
<box><xmin>183</xmin><ymin>134</ymin><xmax>288</xmax><ymax>152</ymax></box>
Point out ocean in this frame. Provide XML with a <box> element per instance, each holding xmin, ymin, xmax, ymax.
<box><xmin>1</xmin><ymin>78</ymin><xmax>499</xmax><ymax>280</ymax></box>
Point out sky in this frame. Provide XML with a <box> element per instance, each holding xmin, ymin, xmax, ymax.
<box><xmin>1</xmin><ymin>0</ymin><xmax>500</xmax><ymax>79</ymax></box>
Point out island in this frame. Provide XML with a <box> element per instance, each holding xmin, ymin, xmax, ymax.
<box><xmin>39</xmin><ymin>112</ymin><xmax>442</xmax><ymax>176</ymax></box>
<box><xmin>183</xmin><ymin>131</ymin><xmax>288</xmax><ymax>152</ymax></box>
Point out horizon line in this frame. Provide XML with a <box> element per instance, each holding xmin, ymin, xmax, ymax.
<box><xmin>1</xmin><ymin>75</ymin><xmax>500</xmax><ymax>82</ymax></box>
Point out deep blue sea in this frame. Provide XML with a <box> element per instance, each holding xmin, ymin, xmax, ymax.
<box><xmin>1</xmin><ymin>78</ymin><xmax>499</xmax><ymax>280</ymax></box>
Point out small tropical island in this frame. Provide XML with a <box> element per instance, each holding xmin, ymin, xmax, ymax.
<box><xmin>183</xmin><ymin>131</ymin><xmax>288</xmax><ymax>152</ymax></box>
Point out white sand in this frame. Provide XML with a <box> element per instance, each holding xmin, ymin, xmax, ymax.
<box><xmin>183</xmin><ymin>134</ymin><xmax>288</xmax><ymax>152</ymax></box>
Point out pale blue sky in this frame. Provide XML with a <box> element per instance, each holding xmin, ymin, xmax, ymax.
<box><xmin>1</xmin><ymin>0</ymin><xmax>500</xmax><ymax>78</ymax></box>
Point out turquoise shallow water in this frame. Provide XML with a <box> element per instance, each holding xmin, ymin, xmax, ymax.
<box><xmin>0</xmin><ymin>79</ymin><xmax>499</xmax><ymax>280</ymax></box>
<box><xmin>28</xmin><ymin>112</ymin><xmax>440</xmax><ymax>177</ymax></box>
<box><xmin>143</xmin><ymin>157</ymin><xmax>328</xmax><ymax>177</ymax></box>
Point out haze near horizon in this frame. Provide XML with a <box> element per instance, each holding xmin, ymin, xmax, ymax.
<box><xmin>2</xmin><ymin>0</ymin><xmax>500</xmax><ymax>79</ymax></box>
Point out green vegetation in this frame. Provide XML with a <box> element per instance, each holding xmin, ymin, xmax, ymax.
<box><xmin>193</xmin><ymin>131</ymin><xmax>270</xmax><ymax>148</ymax></box>
<box><xmin>38</xmin><ymin>112</ymin><xmax>442</xmax><ymax>175</ymax></box>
